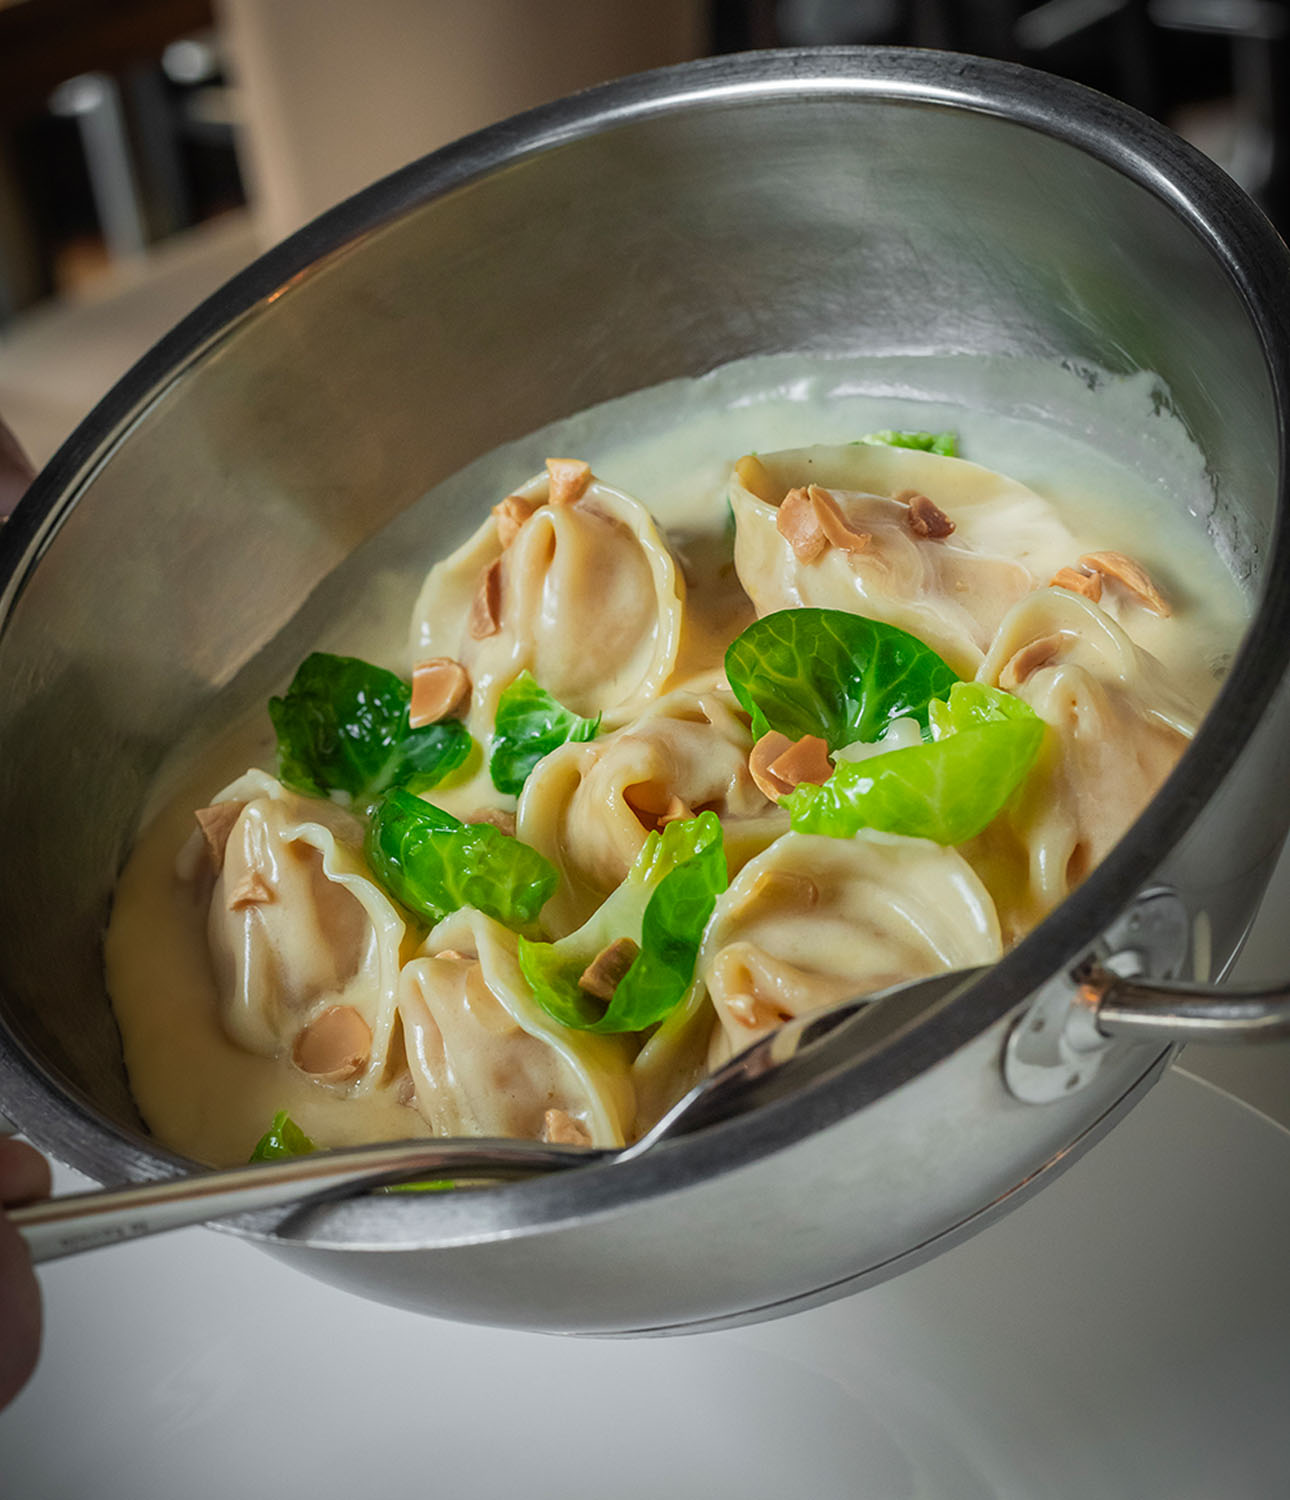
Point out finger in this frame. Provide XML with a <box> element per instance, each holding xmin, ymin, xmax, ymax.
<box><xmin>0</xmin><ymin>1138</ymin><xmax>51</xmax><ymax>1205</ymax></box>
<box><xmin>0</xmin><ymin>1213</ymin><xmax>42</xmax><ymax>1411</ymax></box>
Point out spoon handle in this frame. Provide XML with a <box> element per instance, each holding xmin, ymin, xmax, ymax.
<box><xmin>11</xmin><ymin>1138</ymin><xmax>605</xmax><ymax>1263</ymax></box>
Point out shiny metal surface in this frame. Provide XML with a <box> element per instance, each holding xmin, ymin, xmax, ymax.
<box><xmin>13</xmin><ymin>967</ymin><xmax>980</xmax><ymax>1262</ymax></box>
<box><xmin>1089</xmin><ymin>971</ymin><xmax>1290</xmax><ymax>1043</ymax></box>
<box><xmin>1004</xmin><ymin>887</ymin><xmax>1192</xmax><ymax>1101</ymax></box>
<box><xmin>12</xmin><ymin>1138</ymin><xmax>597</xmax><ymax>1264</ymax></box>
<box><xmin>0</xmin><ymin>48</ymin><xmax>1287</xmax><ymax>1332</ymax></box>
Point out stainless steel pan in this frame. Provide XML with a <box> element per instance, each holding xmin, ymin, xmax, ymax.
<box><xmin>1</xmin><ymin>48</ymin><xmax>1288</xmax><ymax>1333</ymax></box>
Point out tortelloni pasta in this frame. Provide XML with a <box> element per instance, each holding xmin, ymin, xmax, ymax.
<box><xmin>516</xmin><ymin>688</ymin><xmax>786</xmax><ymax>935</ymax></box>
<box><xmin>105</xmin><ymin>427</ymin><xmax>1230</xmax><ymax>1170</ymax></box>
<box><xmin>700</xmin><ymin>831</ymin><xmax>1002</xmax><ymax>1063</ymax></box>
<box><xmin>188</xmin><ymin>770</ymin><xmax>406</xmax><ymax>1087</ymax></box>
<box><xmin>972</xmin><ymin>588</ymin><xmax>1197</xmax><ymax>934</ymax></box>
<box><xmin>396</xmin><ymin>909</ymin><xmax>635</xmax><ymax>1144</ymax></box>
<box><xmin>410</xmin><ymin>458</ymin><xmax>685</xmax><ymax>732</ymax></box>
<box><xmin>730</xmin><ymin>444</ymin><xmax>1078</xmax><ymax>675</ymax></box>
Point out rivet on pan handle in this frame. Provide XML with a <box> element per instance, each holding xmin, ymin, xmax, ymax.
<box><xmin>1004</xmin><ymin>888</ymin><xmax>1193</xmax><ymax>1104</ymax></box>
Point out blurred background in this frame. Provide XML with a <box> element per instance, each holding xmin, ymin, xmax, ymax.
<box><xmin>0</xmin><ymin>0</ymin><xmax>1285</xmax><ymax>468</ymax></box>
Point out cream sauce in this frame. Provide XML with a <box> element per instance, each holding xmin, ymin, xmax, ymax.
<box><xmin>104</xmin><ymin>352</ymin><xmax>1248</xmax><ymax>1167</ymax></box>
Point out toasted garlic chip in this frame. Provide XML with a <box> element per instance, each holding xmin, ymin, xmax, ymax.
<box><xmin>410</xmin><ymin>657</ymin><xmax>471</xmax><ymax>726</ymax></box>
<box><xmin>777</xmin><ymin>486</ymin><xmax>828</xmax><ymax>563</ymax></box>
<box><xmin>1051</xmin><ymin>564</ymin><xmax>1103</xmax><ymax>602</ymax></box>
<box><xmin>1078</xmin><ymin>550</ymin><xmax>1170</xmax><ymax>616</ymax></box>
<box><xmin>194</xmin><ymin>801</ymin><xmax>242</xmax><ymax>871</ymax></box>
<box><xmin>546</xmin><ymin>457</ymin><xmax>592</xmax><ymax>507</ymax></box>
<box><xmin>492</xmin><ymin>493</ymin><xmax>537</xmax><ymax>547</ymax></box>
<box><xmin>899</xmin><ymin>490</ymin><xmax>956</xmax><ymax>539</ymax></box>
<box><xmin>293</xmin><ymin>1004</ymin><xmax>372</xmax><ymax>1083</ymax></box>
<box><xmin>579</xmin><ymin>937</ymin><xmax>641</xmax><ymax>1002</ymax></box>
<box><xmin>543</xmin><ymin>1108</ymin><xmax>592</xmax><ymax>1146</ymax></box>
<box><xmin>468</xmin><ymin>558</ymin><xmax>503</xmax><ymax>639</ymax></box>
<box><xmin>808</xmin><ymin>486</ymin><xmax>870</xmax><ymax>553</ymax></box>
<box><xmin>226</xmin><ymin>869</ymin><xmax>274</xmax><ymax>910</ymax></box>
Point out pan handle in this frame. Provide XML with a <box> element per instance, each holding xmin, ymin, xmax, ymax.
<box><xmin>1076</xmin><ymin>964</ymin><xmax>1290</xmax><ymax>1046</ymax></box>
<box><xmin>1003</xmin><ymin>890</ymin><xmax>1290</xmax><ymax>1104</ymax></box>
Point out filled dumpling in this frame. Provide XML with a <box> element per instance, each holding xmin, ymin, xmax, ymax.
<box><xmin>971</xmin><ymin>586</ymin><xmax>1196</xmax><ymax>930</ymax></box>
<box><xmin>409</xmin><ymin>459</ymin><xmax>685</xmax><ymax>731</ymax></box>
<box><xmin>101</xmin><ymin>399</ymin><xmax>1234</xmax><ymax>1172</ymax></box>
<box><xmin>396</xmin><ymin>908</ymin><xmax>636</xmax><ymax>1146</ymax></box>
<box><xmin>181</xmin><ymin>770</ymin><xmax>407</xmax><ymax>1091</ymax></box>
<box><xmin>730</xmin><ymin>444</ymin><xmax>1079</xmax><ymax>675</ymax></box>
<box><xmin>516</xmin><ymin>688</ymin><xmax>785</xmax><ymax>935</ymax></box>
<box><xmin>699</xmin><ymin>830</ymin><xmax>1002</xmax><ymax>1061</ymax></box>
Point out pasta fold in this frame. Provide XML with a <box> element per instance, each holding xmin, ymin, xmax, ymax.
<box><xmin>730</xmin><ymin>444</ymin><xmax>1078</xmax><ymax>674</ymax></box>
<box><xmin>972</xmin><ymin>587</ymin><xmax>1196</xmax><ymax>929</ymax></box>
<box><xmin>195</xmin><ymin>771</ymin><xmax>407</xmax><ymax>1091</ymax></box>
<box><xmin>699</xmin><ymin>830</ymin><xmax>1002</xmax><ymax>1060</ymax></box>
<box><xmin>397</xmin><ymin>908</ymin><xmax>636</xmax><ymax>1146</ymax></box>
<box><xmin>409</xmin><ymin>465</ymin><xmax>685</xmax><ymax>730</ymax></box>
<box><xmin>516</xmin><ymin>688</ymin><xmax>785</xmax><ymax>935</ymax></box>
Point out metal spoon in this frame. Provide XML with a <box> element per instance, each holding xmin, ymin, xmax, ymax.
<box><xmin>11</xmin><ymin>966</ymin><xmax>984</xmax><ymax>1263</ymax></box>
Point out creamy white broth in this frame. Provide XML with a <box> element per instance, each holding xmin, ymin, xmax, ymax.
<box><xmin>104</xmin><ymin>354</ymin><xmax>1247</xmax><ymax>1167</ymax></box>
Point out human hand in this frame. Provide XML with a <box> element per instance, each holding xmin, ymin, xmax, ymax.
<box><xmin>0</xmin><ymin>1137</ymin><xmax>49</xmax><ymax>1410</ymax></box>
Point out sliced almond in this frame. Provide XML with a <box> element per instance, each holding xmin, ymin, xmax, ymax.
<box><xmin>748</xmin><ymin>730</ymin><xmax>797</xmax><ymax>801</ymax></box>
<box><xmin>809</xmin><ymin>486</ymin><xmax>870</xmax><ymax>552</ymax></box>
<box><xmin>542</xmin><ymin>1108</ymin><xmax>592</xmax><ymax>1147</ymax></box>
<box><xmin>492</xmin><ymin>493</ymin><xmax>537</xmax><ymax>547</ymax></box>
<box><xmin>410</xmin><ymin>657</ymin><xmax>471</xmax><ymax>726</ymax></box>
<box><xmin>1078</xmin><ymin>550</ymin><xmax>1170</xmax><ymax>616</ymax></box>
<box><xmin>1000</xmin><ymin>633</ymin><xmax>1065</xmax><ymax>692</ymax></box>
<box><xmin>900</xmin><ymin>490</ymin><xmax>956</xmax><ymax>539</ymax></box>
<box><xmin>292</xmin><ymin>1005</ymin><xmax>371</xmax><ymax>1084</ymax></box>
<box><xmin>776</xmin><ymin>486</ymin><xmax>827</xmax><ymax>562</ymax></box>
<box><xmin>226</xmin><ymin>869</ymin><xmax>274</xmax><ymax>910</ymax></box>
<box><xmin>734</xmin><ymin>453</ymin><xmax>779</xmax><ymax>503</ymax></box>
<box><xmin>467</xmin><ymin>558</ymin><xmax>503</xmax><ymax>639</ymax></box>
<box><xmin>578</xmin><ymin>937</ymin><xmax>640</xmax><ymax>1002</ymax></box>
<box><xmin>1050</xmin><ymin>564</ymin><xmax>1103</xmax><ymax>602</ymax></box>
<box><xmin>659</xmin><ymin>793</ymin><xmax>694</xmax><ymax>825</ymax></box>
<box><xmin>546</xmin><ymin>457</ymin><xmax>592</xmax><ymax>507</ymax></box>
<box><xmin>194</xmin><ymin>801</ymin><xmax>242</xmax><ymax>871</ymax></box>
<box><xmin>768</xmin><ymin>733</ymin><xmax>833</xmax><ymax>790</ymax></box>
